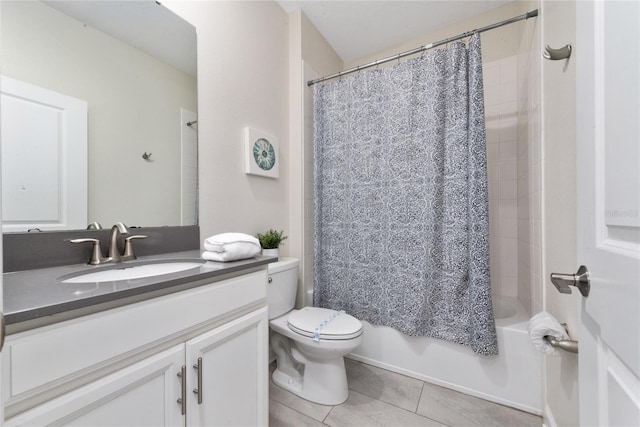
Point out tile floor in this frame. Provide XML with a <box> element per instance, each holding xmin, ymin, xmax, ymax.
<box><xmin>269</xmin><ymin>359</ymin><xmax>542</xmax><ymax>427</ymax></box>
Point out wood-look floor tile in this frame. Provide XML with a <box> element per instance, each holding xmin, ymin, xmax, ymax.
<box><xmin>324</xmin><ymin>390</ymin><xmax>447</xmax><ymax>427</ymax></box>
<box><xmin>416</xmin><ymin>382</ymin><xmax>542</xmax><ymax>427</ymax></box>
<box><xmin>345</xmin><ymin>358</ymin><xmax>424</xmax><ymax>412</ymax></box>
<box><xmin>269</xmin><ymin>399</ymin><xmax>328</xmax><ymax>427</ymax></box>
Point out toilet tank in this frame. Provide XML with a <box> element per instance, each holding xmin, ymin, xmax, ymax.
<box><xmin>266</xmin><ymin>258</ymin><xmax>299</xmax><ymax>319</ymax></box>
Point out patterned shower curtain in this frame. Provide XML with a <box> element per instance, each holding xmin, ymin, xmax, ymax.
<box><xmin>313</xmin><ymin>34</ymin><xmax>497</xmax><ymax>356</ymax></box>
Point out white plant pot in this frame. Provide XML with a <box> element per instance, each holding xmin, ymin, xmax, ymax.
<box><xmin>262</xmin><ymin>248</ymin><xmax>279</xmax><ymax>259</ymax></box>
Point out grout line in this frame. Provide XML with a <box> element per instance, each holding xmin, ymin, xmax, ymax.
<box><xmin>415</xmin><ymin>381</ymin><xmax>425</xmax><ymax>413</ymax></box>
<box><xmin>322</xmin><ymin>405</ymin><xmax>335</xmax><ymax>424</ymax></box>
<box><xmin>269</xmin><ymin>398</ymin><xmax>329</xmax><ymax>425</ymax></box>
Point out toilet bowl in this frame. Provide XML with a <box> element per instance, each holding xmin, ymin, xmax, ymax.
<box><xmin>267</xmin><ymin>258</ymin><xmax>363</xmax><ymax>405</ymax></box>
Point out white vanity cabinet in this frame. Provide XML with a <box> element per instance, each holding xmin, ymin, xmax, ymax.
<box><xmin>2</xmin><ymin>269</ymin><xmax>269</xmax><ymax>426</ymax></box>
<box><xmin>3</xmin><ymin>345</ymin><xmax>186</xmax><ymax>426</ymax></box>
<box><xmin>185</xmin><ymin>308</ymin><xmax>268</xmax><ymax>427</ymax></box>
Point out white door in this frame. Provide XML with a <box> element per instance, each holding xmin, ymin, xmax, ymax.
<box><xmin>185</xmin><ymin>308</ymin><xmax>268</xmax><ymax>427</ymax></box>
<box><xmin>576</xmin><ymin>1</ymin><xmax>640</xmax><ymax>426</ymax></box>
<box><xmin>0</xmin><ymin>76</ymin><xmax>87</xmax><ymax>232</ymax></box>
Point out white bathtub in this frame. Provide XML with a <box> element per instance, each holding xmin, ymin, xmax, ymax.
<box><xmin>348</xmin><ymin>296</ymin><xmax>542</xmax><ymax>414</ymax></box>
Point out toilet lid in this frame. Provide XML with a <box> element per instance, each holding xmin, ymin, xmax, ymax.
<box><xmin>287</xmin><ymin>307</ymin><xmax>363</xmax><ymax>340</ymax></box>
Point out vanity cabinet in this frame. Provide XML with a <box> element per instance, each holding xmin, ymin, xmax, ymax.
<box><xmin>3</xmin><ymin>345</ymin><xmax>186</xmax><ymax>426</ymax></box>
<box><xmin>2</xmin><ymin>270</ymin><xmax>269</xmax><ymax>426</ymax></box>
<box><xmin>186</xmin><ymin>308</ymin><xmax>267</xmax><ymax>427</ymax></box>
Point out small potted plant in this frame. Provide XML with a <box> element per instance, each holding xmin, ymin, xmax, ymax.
<box><xmin>256</xmin><ymin>229</ymin><xmax>287</xmax><ymax>259</ymax></box>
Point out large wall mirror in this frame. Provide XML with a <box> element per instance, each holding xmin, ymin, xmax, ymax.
<box><xmin>0</xmin><ymin>0</ymin><xmax>197</xmax><ymax>232</ymax></box>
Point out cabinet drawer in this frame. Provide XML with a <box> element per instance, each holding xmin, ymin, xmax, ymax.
<box><xmin>3</xmin><ymin>270</ymin><xmax>266</xmax><ymax>406</ymax></box>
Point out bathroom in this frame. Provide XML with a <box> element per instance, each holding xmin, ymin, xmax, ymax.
<box><xmin>0</xmin><ymin>0</ymin><xmax>638</xmax><ymax>426</ymax></box>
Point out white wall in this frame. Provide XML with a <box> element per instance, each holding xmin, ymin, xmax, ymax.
<box><xmin>164</xmin><ymin>1</ymin><xmax>290</xmax><ymax>247</ymax></box>
<box><xmin>518</xmin><ymin>0</ymin><xmax>580</xmax><ymax>424</ymax></box>
<box><xmin>345</xmin><ymin>2</ymin><xmax>526</xmax><ymax>69</ymax></box>
<box><xmin>540</xmin><ymin>1</ymin><xmax>580</xmax><ymax>426</ymax></box>
<box><xmin>288</xmin><ymin>9</ymin><xmax>343</xmax><ymax>306</ymax></box>
<box><xmin>1</xmin><ymin>1</ymin><xmax>196</xmax><ymax>228</ymax></box>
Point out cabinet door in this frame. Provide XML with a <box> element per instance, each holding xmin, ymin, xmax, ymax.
<box><xmin>186</xmin><ymin>307</ymin><xmax>268</xmax><ymax>427</ymax></box>
<box><xmin>5</xmin><ymin>345</ymin><xmax>184</xmax><ymax>426</ymax></box>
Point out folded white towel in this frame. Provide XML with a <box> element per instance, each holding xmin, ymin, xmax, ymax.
<box><xmin>204</xmin><ymin>233</ymin><xmax>260</xmax><ymax>253</ymax></box>
<box><xmin>202</xmin><ymin>243</ymin><xmax>260</xmax><ymax>262</ymax></box>
<box><xmin>527</xmin><ymin>311</ymin><xmax>569</xmax><ymax>356</ymax></box>
<box><xmin>201</xmin><ymin>232</ymin><xmax>260</xmax><ymax>262</ymax></box>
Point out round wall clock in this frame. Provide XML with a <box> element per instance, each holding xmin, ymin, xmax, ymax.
<box><xmin>252</xmin><ymin>138</ymin><xmax>276</xmax><ymax>171</ymax></box>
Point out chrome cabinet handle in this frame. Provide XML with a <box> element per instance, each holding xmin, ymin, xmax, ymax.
<box><xmin>550</xmin><ymin>265</ymin><xmax>590</xmax><ymax>296</ymax></box>
<box><xmin>193</xmin><ymin>357</ymin><xmax>203</xmax><ymax>404</ymax></box>
<box><xmin>177</xmin><ymin>365</ymin><xmax>187</xmax><ymax>415</ymax></box>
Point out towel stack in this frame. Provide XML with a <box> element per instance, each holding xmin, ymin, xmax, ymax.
<box><xmin>202</xmin><ymin>233</ymin><xmax>261</xmax><ymax>262</ymax></box>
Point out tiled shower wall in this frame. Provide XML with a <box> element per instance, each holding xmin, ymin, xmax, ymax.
<box><xmin>484</xmin><ymin>56</ymin><xmax>520</xmax><ymax>299</ymax></box>
<box><xmin>516</xmin><ymin>8</ymin><xmax>542</xmax><ymax>317</ymax></box>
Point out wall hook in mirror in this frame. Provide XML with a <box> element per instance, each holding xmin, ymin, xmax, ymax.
<box><xmin>142</xmin><ymin>152</ymin><xmax>152</xmax><ymax>161</ymax></box>
<box><xmin>543</xmin><ymin>44</ymin><xmax>572</xmax><ymax>60</ymax></box>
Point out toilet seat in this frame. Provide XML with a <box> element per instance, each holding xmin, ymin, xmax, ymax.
<box><xmin>287</xmin><ymin>307</ymin><xmax>363</xmax><ymax>341</ymax></box>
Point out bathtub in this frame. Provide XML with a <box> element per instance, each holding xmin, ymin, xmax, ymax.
<box><xmin>348</xmin><ymin>296</ymin><xmax>542</xmax><ymax>414</ymax></box>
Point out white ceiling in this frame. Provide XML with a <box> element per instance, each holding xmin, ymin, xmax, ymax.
<box><xmin>43</xmin><ymin>1</ymin><xmax>197</xmax><ymax>76</ymax></box>
<box><xmin>43</xmin><ymin>1</ymin><xmax>512</xmax><ymax>76</ymax></box>
<box><xmin>277</xmin><ymin>0</ymin><xmax>511</xmax><ymax>63</ymax></box>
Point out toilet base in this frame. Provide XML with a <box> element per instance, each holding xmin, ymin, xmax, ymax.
<box><xmin>272</xmin><ymin>352</ymin><xmax>349</xmax><ymax>406</ymax></box>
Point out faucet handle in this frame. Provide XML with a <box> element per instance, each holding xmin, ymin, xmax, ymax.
<box><xmin>122</xmin><ymin>235</ymin><xmax>147</xmax><ymax>261</ymax></box>
<box><xmin>70</xmin><ymin>238</ymin><xmax>109</xmax><ymax>265</ymax></box>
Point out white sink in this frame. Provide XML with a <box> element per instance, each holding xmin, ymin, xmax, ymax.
<box><xmin>60</xmin><ymin>260</ymin><xmax>206</xmax><ymax>283</ymax></box>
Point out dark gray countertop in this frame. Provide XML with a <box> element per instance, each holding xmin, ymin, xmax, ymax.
<box><xmin>3</xmin><ymin>250</ymin><xmax>276</xmax><ymax>326</ymax></box>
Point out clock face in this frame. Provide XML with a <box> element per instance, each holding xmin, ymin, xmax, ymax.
<box><xmin>252</xmin><ymin>138</ymin><xmax>276</xmax><ymax>171</ymax></box>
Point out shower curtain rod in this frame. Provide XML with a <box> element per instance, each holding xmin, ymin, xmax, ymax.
<box><xmin>307</xmin><ymin>9</ymin><xmax>538</xmax><ymax>86</ymax></box>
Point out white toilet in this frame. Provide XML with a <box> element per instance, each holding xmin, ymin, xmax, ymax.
<box><xmin>267</xmin><ymin>258</ymin><xmax>363</xmax><ymax>405</ymax></box>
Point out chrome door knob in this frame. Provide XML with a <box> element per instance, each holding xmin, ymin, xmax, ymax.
<box><xmin>550</xmin><ymin>265</ymin><xmax>590</xmax><ymax>297</ymax></box>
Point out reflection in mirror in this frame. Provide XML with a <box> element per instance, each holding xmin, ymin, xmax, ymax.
<box><xmin>0</xmin><ymin>0</ymin><xmax>197</xmax><ymax>232</ymax></box>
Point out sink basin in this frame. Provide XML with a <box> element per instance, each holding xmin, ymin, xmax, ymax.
<box><xmin>59</xmin><ymin>259</ymin><xmax>206</xmax><ymax>283</ymax></box>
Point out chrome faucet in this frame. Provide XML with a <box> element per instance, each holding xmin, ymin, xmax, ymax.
<box><xmin>71</xmin><ymin>222</ymin><xmax>140</xmax><ymax>265</ymax></box>
<box><xmin>107</xmin><ymin>222</ymin><xmax>128</xmax><ymax>263</ymax></box>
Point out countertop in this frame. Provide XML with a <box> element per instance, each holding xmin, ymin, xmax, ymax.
<box><xmin>3</xmin><ymin>250</ymin><xmax>276</xmax><ymax>326</ymax></box>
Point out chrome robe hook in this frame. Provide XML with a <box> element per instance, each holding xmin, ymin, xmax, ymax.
<box><xmin>543</xmin><ymin>44</ymin><xmax>572</xmax><ymax>60</ymax></box>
